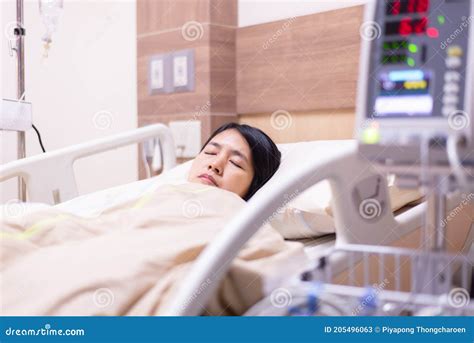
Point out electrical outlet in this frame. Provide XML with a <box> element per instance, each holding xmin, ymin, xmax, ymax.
<box><xmin>150</xmin><ymin>59</ymin><xmax>164</xmax><ymax>90</ymax></box>
<box><xmin>171</xmin><ymin>49</ymin><xmax>195</xmax><ymax>92</ymax></box>
<box><xmin>169</xmin><ymin>120</ymin><xmax>201</xmax><ymax>158</ymax></box>
<box><xmin>149</xmin><ymin>54</ymin><xmax>172</xmax><ymax>94</ymax></box>
<box><xmin>173</xmin><ymin>56</ymin><xmax>188</xmax><ymax>87</ymax></box>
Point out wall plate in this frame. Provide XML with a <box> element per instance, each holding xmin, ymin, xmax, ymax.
<box><xmin>0</xmin><ymin>99</ymin><xmax>33</xmax><ymax>131</ymax></box>
<box><xmin>149</xmin><ymin>54</ymin><xmax>173</xmax><ymax>94</ymax></box>
<box><xmin>172</xmin><ymin>49</ymin><xmax>195</xmax><ymax>93</ymax></box>
<box><xmin>169</xmin><ymin>120</ymin><xmax>201</xmax><ymax>158</ymax></box>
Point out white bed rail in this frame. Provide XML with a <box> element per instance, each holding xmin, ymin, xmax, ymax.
<box><xmin>0</xmin><ymin>124</ymin><xmax>176</xmax><ymax>205</ymax></box>
<box><xmin>169</xmin><ymin>143</ymin><xmax>472</xmax><ymax>316</ymax></box>
<box><xmin>165</xmin><ymin>145</ymin><xmax>428</xmax><ymax>315</ymax></box>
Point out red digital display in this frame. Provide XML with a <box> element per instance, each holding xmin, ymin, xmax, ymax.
<box><xmin>386</xmin><ymin>0</ymin><xmax>430</xmax><ymax>16</ymax></box>
<box><xmin>385</xmin><ymin>17</ymin><xmax>428</xmax><ymax>36</ymax></box>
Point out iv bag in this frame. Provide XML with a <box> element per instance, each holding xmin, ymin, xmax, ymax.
<box><xmin>39</xmin><ymin>0</ymin><xmax>63</xmax><ymax>57</ymax></box>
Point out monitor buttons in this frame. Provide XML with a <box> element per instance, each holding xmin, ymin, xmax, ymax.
<box><xmin>442</xmin><ymin>94</ymin><xmax>459</xmax><ymax>106</ymax></box>
<box><xmin>446</xmin><ymin>56</ymin><xmax>462</xmax><ymax>69</ymax></box>
<box><xmin>447</xmin><ymin>45</ymin><xmax>463</xmax><ymax>57</ymax></box>
<box><xmin>443</xmin><ymin>82</ymin><xmax>460</xmax><ymax>94</ymax></box>
<box><xmin>444</xmin><ymin>71</ymin><xmax>461</xmax><ymax>83</ymax></box>
<box><xmin>442</xmin><ymin>106</ymin><xmax>457</xmax><ymax>117</ymax></box>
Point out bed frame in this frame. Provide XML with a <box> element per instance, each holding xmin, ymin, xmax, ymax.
<box><xmin>0</xmin><ymin>124</ymin><xmax>176</xmax><ymax>205</ymax></box>
<box><xmin>1</xmin><ymin>124</ymin><xmax>472</xmax><ymax>316</ymax></box>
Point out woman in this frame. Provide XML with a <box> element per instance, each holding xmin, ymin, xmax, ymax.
<box><xmin>188</xmin><ymin>123</ymin><xmax>281</xmax><ymax>201</ymax></box>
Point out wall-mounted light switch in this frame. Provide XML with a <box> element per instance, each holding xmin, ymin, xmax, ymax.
<box><xmin>150</xmin><ymin>59</ymin><xmax>164</xmax><ymax>89</ymax></box>
<box><xmin>173</xmin><ymin>56</ymin><xmax>188</xmax><ymax>87</ymax></box>
<box><xmin>172</xmin><ymin>49</ymin><xmax>195</xmax><ymax>92</ymax></box>
<box><xmin>149</xmin><ymin>54</ymin><xmax>172</xmax><ymax>94</ymax></box>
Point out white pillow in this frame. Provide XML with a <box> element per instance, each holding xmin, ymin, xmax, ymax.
<box><xmin>266</xmin><ymin>141</ymin><xmax>421</xmax><ymax>238</ymax></box>
<box><xmin>263</xmin><ymin>141</ymin><xmax>355</xmax><ymax>238</ymax></box>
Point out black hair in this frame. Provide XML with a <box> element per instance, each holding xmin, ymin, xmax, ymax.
<box><xmin>200</xmin><ymin>123</ymin><xmax>281</xmax><ymax>201</ymax></box>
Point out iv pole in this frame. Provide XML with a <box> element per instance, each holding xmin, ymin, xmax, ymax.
<box><xmin>15</xmin><ymin>0</ymin><xmax>27</xmax><ymax>201</ymax></box>
<box><xmin>10</xmin><ymin>0</ymin><xmax>63</xmax><ymax>201</ymax></box>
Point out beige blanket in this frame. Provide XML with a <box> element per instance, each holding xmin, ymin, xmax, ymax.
<box><xmin>0</xmin><ymin>182</ymin><xmax>306</xmax><ymax>316</ymax></box>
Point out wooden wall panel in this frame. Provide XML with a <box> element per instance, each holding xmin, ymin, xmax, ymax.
<box><xmin>240</xmin><ymin>110</ymin><xmax>355</xmax><ymax>144</ymax></box>
<box><xmin>137</xmin><ymin>0</ymin><xmax>237</xmax><ymax>119</ymax></box>
<box><xmin>236</xmin><ymin>5</ymin><xmax>364</xmax><ymax>115</ymax></box>
<box><xmin>210</xmin><ymin>25</ymin><xmax>237</xmax><ymax>114</ymax></box>
<box><xmin>210</xmin><ymin>0</ymin><xmax>238</xmax><ymax>27</ymax></box>
<box><xmin>138</xmin><ymin>2</ymin><xmax>365</xmax><ymax>169</ymax></box>
<box><xmin>137</xmin><ymin>0</ymin><xmax>237</xmax><ymax>35</ymax></box>
<box><xmin>137</xmin><ymin>0</ymin><xmax>209</xmax><ymax>34</ymax></box>
<box><xmin>137</xmin><ymin>0</ymin><xmax>237</xmax><ymax>179</ymax></box>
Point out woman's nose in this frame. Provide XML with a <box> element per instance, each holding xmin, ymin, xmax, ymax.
<box><xmin>208</xmin><ymin>163</ymin><xmax>221</xmax><ymax>175</ymax></box>
<box><xmin>208</xmin><ymin>157</ymin><xmax>224</xmax><ymax>175</ymax></box>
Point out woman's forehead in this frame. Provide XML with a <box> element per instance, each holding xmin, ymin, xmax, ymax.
<box><xmin>209</xmin><ymin>129</ymin><xmax>251</xmax><ymax>154</ymax></box>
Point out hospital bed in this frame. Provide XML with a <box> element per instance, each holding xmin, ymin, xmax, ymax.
<box><xmin>2</xmin><ymin>122</ymin><xmax>472</xmax><ymax>316</ymax></box>
<box><xmin>0</xmin><ymin>125</ymin><xmax>427</xmax><ymax>241</ymax></box>
<box><xmin>2</xmin><ymin>0</ymin><xmax>474</xmax><ymax>317</ymax></box>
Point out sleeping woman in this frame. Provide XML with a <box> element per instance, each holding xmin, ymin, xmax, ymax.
<box><xmin>188</xmin><ymin>122</ymin><xmax>281</xmax><ymax>200</ymax></box>
<box><xmin>0</xmin><ymin>122</ymin><xmax>305</xmax><ymax>316</ymax></box>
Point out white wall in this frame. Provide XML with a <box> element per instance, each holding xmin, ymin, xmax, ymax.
<box><xmin>1</xmin><ymin>0</ymin><xmax>137</xmax><ymax>203</ymax></box>
<box><xmin>238</xmin><ymin>0</ymin><xmax>368</xmax><ymax>27</ymax></box>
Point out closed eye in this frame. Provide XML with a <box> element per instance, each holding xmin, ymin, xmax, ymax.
<box><xmin>230</xmin><ymin>160</ymin><xmax>243</xmax><ymax>169</ymax></box>
<box><xmin>204</xmin><ymin>152</ymin><xmax>216</xmax><ymax>155</ymax></box>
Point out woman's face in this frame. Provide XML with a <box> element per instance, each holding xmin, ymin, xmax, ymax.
<box><xmin>188</xmin><ymin>129</ymin><xmax>254</xmax><ymax>198</ymax></box>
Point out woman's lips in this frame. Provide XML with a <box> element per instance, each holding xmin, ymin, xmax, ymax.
<box><xmin>198</xmin><ymin>174</ymin><xmax>217</xmax><ymax>187</ymax></box>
